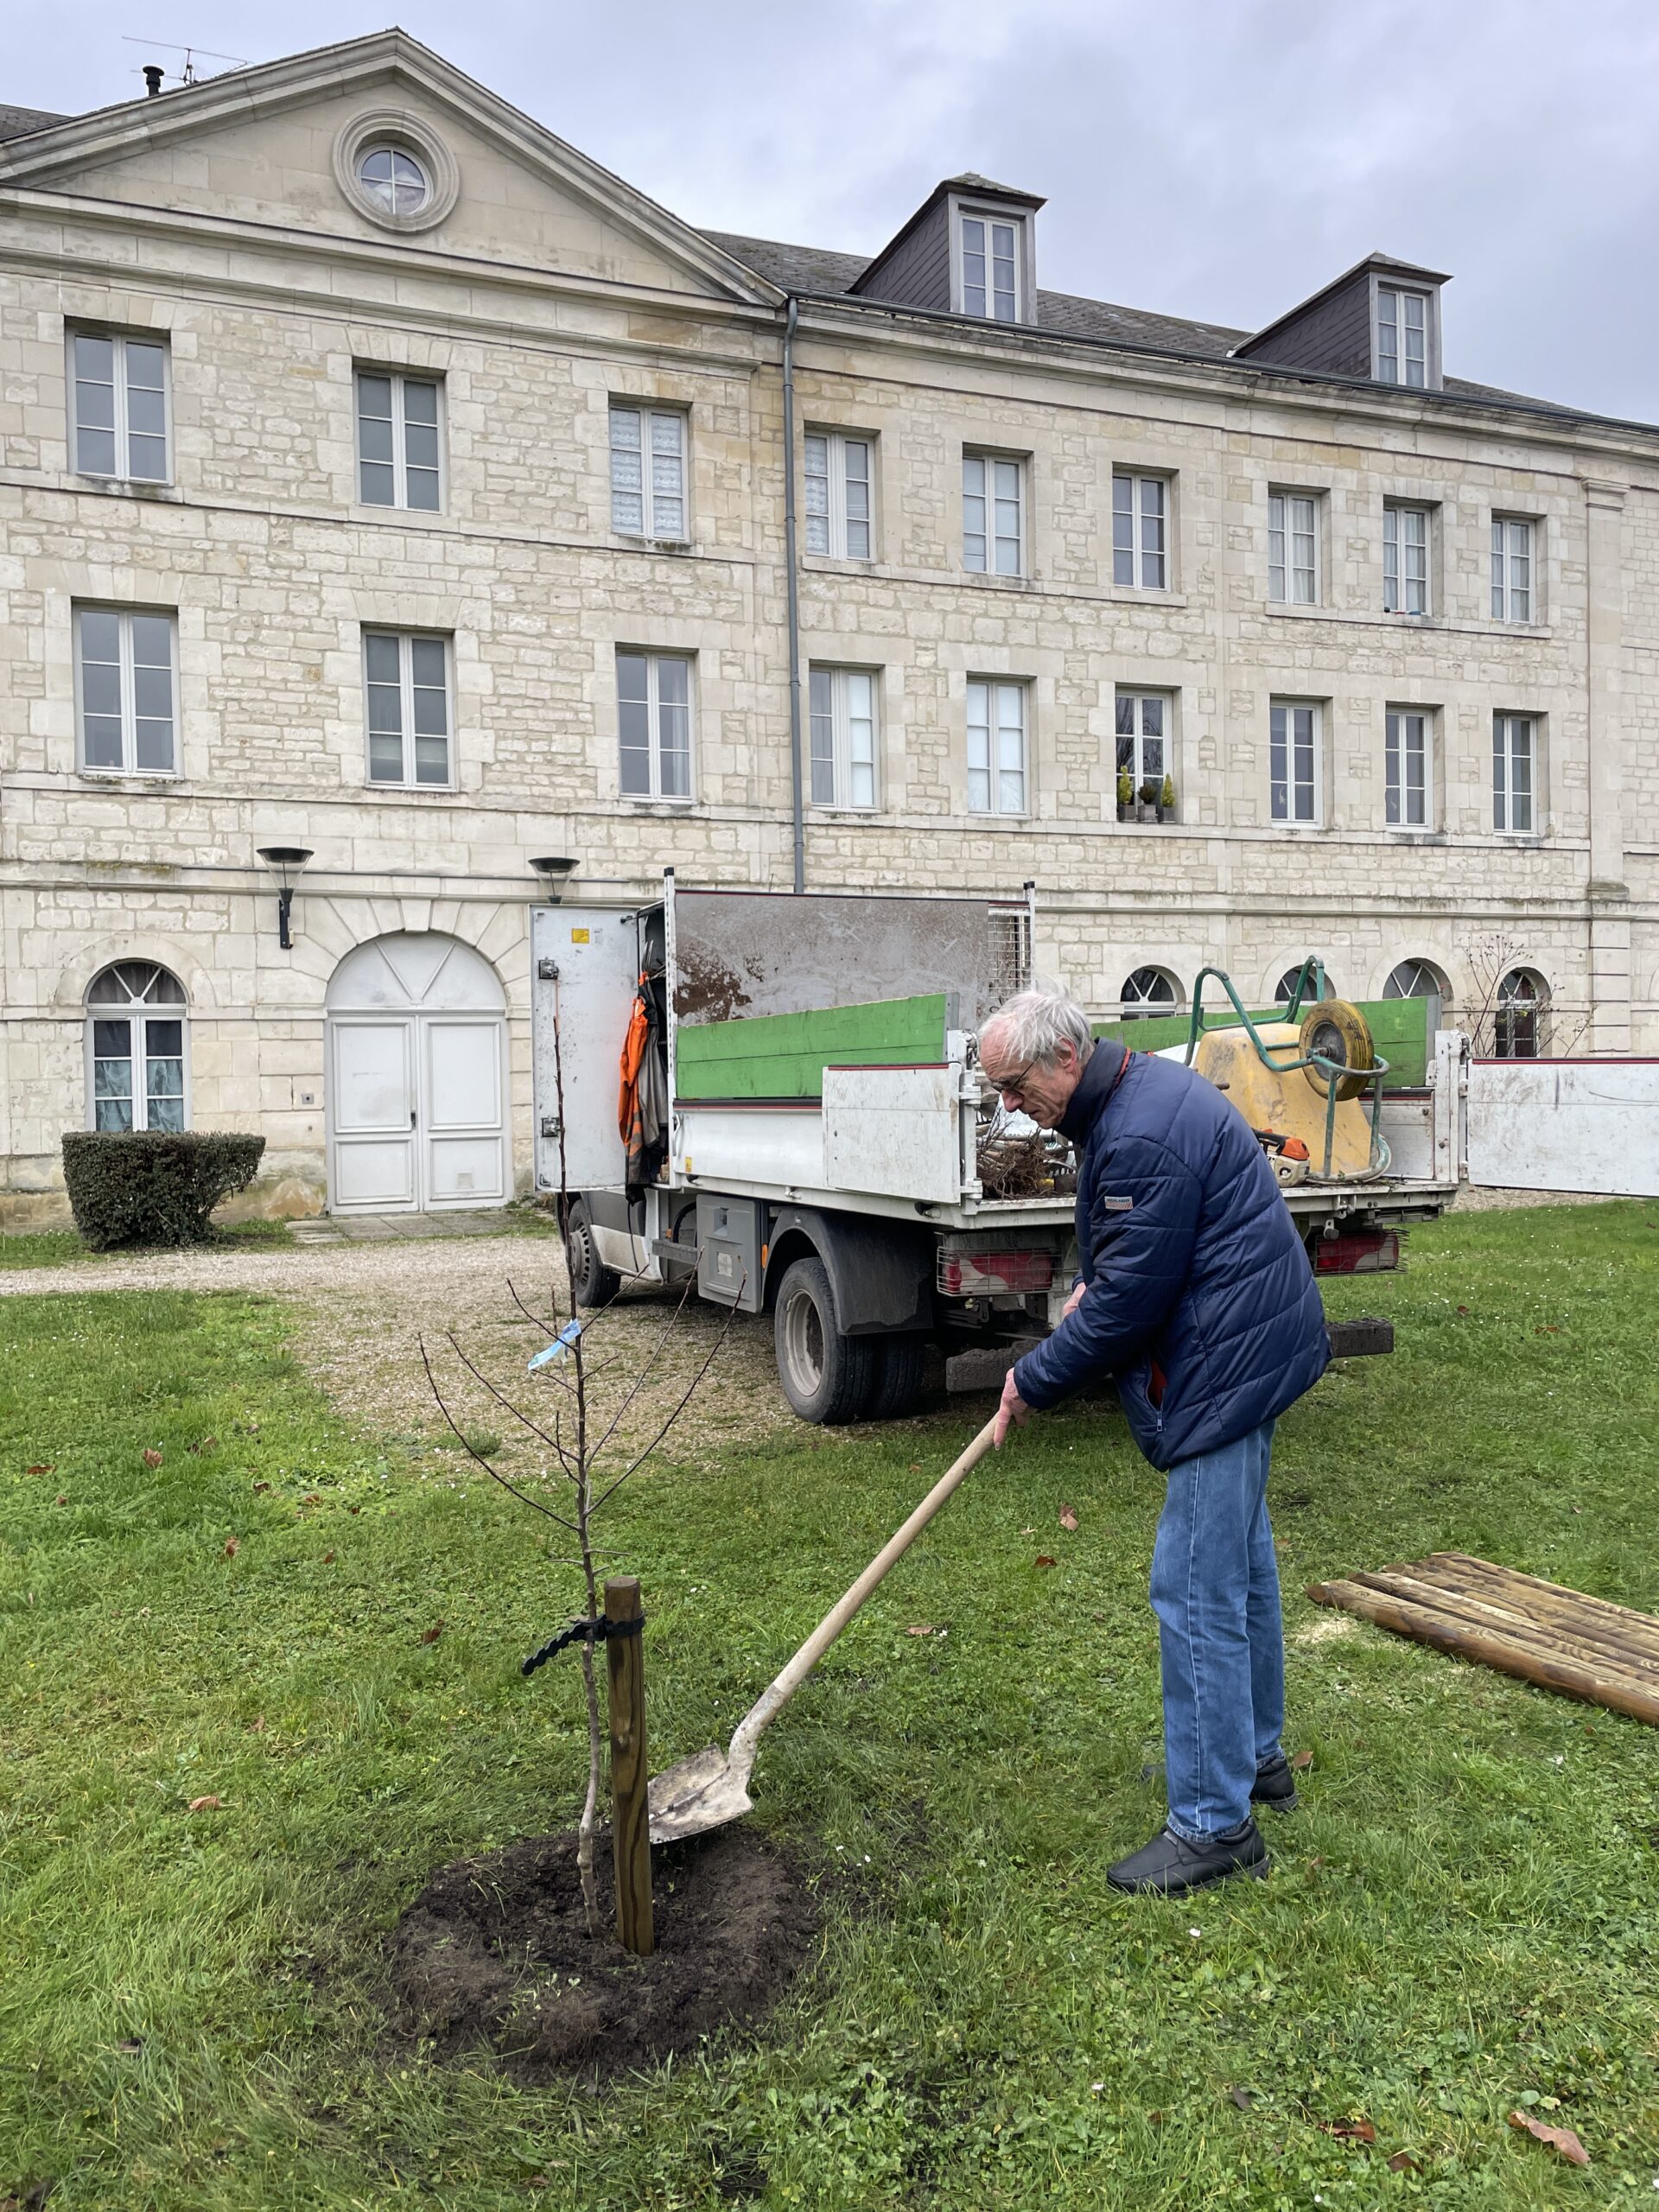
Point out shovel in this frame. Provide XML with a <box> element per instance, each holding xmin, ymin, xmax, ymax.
<box><xmin>648</xmin><ymin>1415</ymin><xmax>1000</xmax><ymax>1844</ymax></box>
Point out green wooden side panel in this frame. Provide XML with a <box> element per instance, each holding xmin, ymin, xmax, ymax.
<box><xmin>676</xmin><ymin>992</ymin><xmax>950</xmax><ymax>1101</ymax></box>
<box><xmin>1092</xmin><ymin>998</ymin><xmax>1433</xmax><ymax>1088</ymax></box>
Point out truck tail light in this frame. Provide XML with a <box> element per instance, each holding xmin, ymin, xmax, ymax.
<box><xmin>1315</xmin><ymin>1230</ymin><xmax>1401</xmax><ymax>1275</ymax></box>
<box><xmin>938</xmin><ymin>1248</ymin><xmax>1056</xmax><ymax>1295</ymax></box>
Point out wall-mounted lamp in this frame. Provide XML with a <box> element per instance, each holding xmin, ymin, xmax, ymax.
<box><xmin>256</xmin><ymin>846</ymin><xmax>314</xmax><ymax>949</ymax></box>
<box><xmin>530</xmin><ymin>855</ymin><xmax>578</xmax><ymax>906</ymax></box>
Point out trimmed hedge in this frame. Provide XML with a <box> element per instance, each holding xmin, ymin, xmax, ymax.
<box><xmin>60</xmin><ymin>1131</ymin><xmax>267</xmax><ymax>1250</ymax></box>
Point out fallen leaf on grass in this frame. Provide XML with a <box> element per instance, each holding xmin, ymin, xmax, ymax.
<box><xmin>143</xmin><ymin>1449</ymin><xmax>162</xmax><ymax>1468</ymax></box>
<box><xmin>906</xmin><ymin>1624</ymin><xmax>937</xmax><ymax>1637</ymax></box>
<box><xmin>251</xmin><ymin>1482</ymin><xmax>271</xmax><ymax>1494</ymax></box>
<box><xmin>907</xmin><ymin>1463</ymin><xmax>923</xmax><ymax>1472</ymax></box>
<box><xmin>1317</xmin><ymin>2116</ymin><xmax>1376</xmax><ymax>2143</ymax></box>
<box><xmin>1387</xmin><ymin>2152</ymin><xmax>1421</xmax><ymax>2174</ymax></box>
<box><xmin>222</xmin><ymin>1537</ymin><xmax>239</xmax><ymax>1560</ymax></box>
<box><xmin>248</xmin><ymin>1716</ymin><xmax>266</xmax><ymax>1733</ymax></box>
<box><xmin>115</xmin><ymin>2038</ymin><xmax>144</xmax><ymax>2055</ymax></box>
<box><xmin>420</xmin><ymin>1622</ymin><xmax>444</xmax><ymax>1644</ymax></box>
<box><xmin>1229</xmin><ymin>2086</ymin><xmax>1255</xmax><ymax>2110</ymax></box>
<box><xmin>1059</xmin><ymin>1504</ymin><xmax>1079</xmax><ymax>1532</ymax></box>
<box><xmin>1033</xmin><ymin>1556</ymin><xmax>1058</xmax><ymax>1570</ymax></box>
<box><xmin>25</xmin><ymin>1463</ymin><xmax>54</xmax><ymax>1476</ymax></box>
<box><xmin>321</xmin><ymin>1551</ymin><xmax>335</xmax><ymax>1565</ymax></box>
<box><xmin>301</xmin><ymin>1493</ymin><xmax>322</xmax><ymax>1507</ymax></box>
<box><xmin>54</xmin><ymin>1494</ymin><xmax>67</xmax><ymax>1506</ymax></box>
<box><xmin>189</xmin><ymin>1436</ymin><xmax>219</xmax><ymax>1454</ymax></box>
<box><xmin>1292</xmin><ymin>1750</ymin><xmax>1314</xmax><ymax>1771</ymax></box>
<box><xmin>187</xmin><ymin>1796</ymin><xmax>224</xmax><ymax>1813</ymax></box>
<box><xmin>1508</xmin><ymin>2111</ymin><xmax>1589</xmax><ymax>2165</ymax></box>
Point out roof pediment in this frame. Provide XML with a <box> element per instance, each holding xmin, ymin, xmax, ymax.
<box><xmin>0</xmin><ymin>32</ymin><xmax>779</xmax><ymax>306</ymax></box>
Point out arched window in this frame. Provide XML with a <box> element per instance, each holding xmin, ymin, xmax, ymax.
<box><xmin>1119</xmin><ymin>967</ymin><xmax>1180</xmax><ymax>1020</ymax></box>
<box><xmin>357</xmin><ymin>144</ymin><xmax>429</xmax><ymax>217</ymax></box>
<box><xmin>1274</xmin><ymin>963</ymin><xmax>1336</xmax><ymax>1009</ymax></box>
<box><xmin>1384</xmin><ymin>957</ymin><xmax>1450</xmax><ymax>1033</ymax></box>
<box><xmin>86</xmin><ymin>962</ymin><xmax>188</xmax><ymax>1132</ymax></box>
<box><xmin>1494</xmin><ymin>969</ymin><xmax>1547</xmax><ymax>1059</ymax></box>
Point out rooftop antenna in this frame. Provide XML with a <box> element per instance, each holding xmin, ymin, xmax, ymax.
<box><xmin>121</xmin><ymin>35</ymin><xmax>250</xmax><ymax>90</ymax></box>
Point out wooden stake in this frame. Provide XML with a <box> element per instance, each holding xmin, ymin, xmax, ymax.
<box><xmin>604</xmin><ymin>1576</ymin><xmax>653</xmax><ymax>1956</ymax></box>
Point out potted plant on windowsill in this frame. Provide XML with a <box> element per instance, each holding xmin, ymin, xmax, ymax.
<box><xmin>1137</xmin><ymin>778</ymin><xmax>1160</xmax><ymax>824</ymax></box>
<box><xmin>1158</xmin><ymin>774</ymin><xmax>1176</xmax><ymax>824</ymax></box>
<box><xmin>1116</xmin><ymin>767</ymin><xmax>1134</xmax><ymax>822</ymax></box>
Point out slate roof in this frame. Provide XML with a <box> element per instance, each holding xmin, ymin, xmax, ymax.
<box><xmin>0</xmin><ymin>103</ymin><xmax>70</xmax><ymax>142</ymax></box>
<box><xmin>702</xmin><ymin>229</ymin><xmax>1578</xmax><ymax>419</ymax></box>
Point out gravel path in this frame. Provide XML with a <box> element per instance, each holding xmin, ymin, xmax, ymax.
<box><xmin>0</xmin><ymin>1237</ymin><xmax>795</xmax><ymax>1465</ymax></box>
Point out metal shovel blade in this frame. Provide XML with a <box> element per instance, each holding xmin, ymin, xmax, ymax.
<box><xmin>647</xmin><ymin>1742</ymin><xmax>753</xmax><ymax>1844</ymax></box>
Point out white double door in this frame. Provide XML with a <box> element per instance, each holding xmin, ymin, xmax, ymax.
<box><xmin>328</xmin><ymin>1012</ymin><xmax>506</xmax><ymax>1212</ymax></box>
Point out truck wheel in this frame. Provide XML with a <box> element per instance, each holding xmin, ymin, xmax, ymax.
<box><xmin>565</xmin><ymin>1198</ymin><xmax>620</xmax><ymax>1308</ymax></box>
<box><xmin>774</xmin><ymin>1256</ymin><xmax>875</xmax><ymax>1424</ymax></box>
<box><xmin>866</xmin><ymin>1334</ymin><xmax>927</xmax><ymax>1421</ymax></box>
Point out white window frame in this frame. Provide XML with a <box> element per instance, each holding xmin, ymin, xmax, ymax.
<box><xmin>73</xmin><ymin>604</ymin><xmax>179</xmax><ymax>776</ymax></box>
<box><xmin>966</xmin><ymin>677</ymin><xmax>1028</xmax><ymax>817</ymax></box>
<box><xmin>608</xmin><ymin>404</ymin><xmax>690</xmax><ymax>541</ymax></box>
<box><xmin>1269</xmin><ymin>698</ymin><xmax>1322</xmax><ymax>826</ymax></box>
<box><xmin>84</xmin><ymin>963</ymin><xmax>190</xmax><ymax>1135</ymax></box>
<box><xmin>68</xmin><ymin>328</ymin><xmax>172</xmax><ymax>484</ymax></box>
<box><xmin>1114</xmin><ymin>691</ymin><xmax>1173</xmax><ymax>794</ymax></box>
<box><xmin>1384</xmin><ymin>502</ymin><xmax>1432</xmax><ymax>615</ymax></box>
<box><xmin>1375</xmin><ymin>284</ymin><xmax>1431</xmax><ymax>388</ymax></box>
<box><xmin>955</xmin><ymin>209</ymin><xmax>1021</xmax><ymax>321</ymax></box>
<box><xmin>1119</xmin><ymin>967</ymin><xmax>1181</xmax><ymax>1020</ymax></box>
<box><xmin>963</xmin><ymin>451</ymin><xmax>1024</xmax><ymax>576</ymax></box>
<box><xmin>1492</xmin><ymin>713</ymin><xmax>1537</xmax><ymax>836</ymax></box>
<box><xmin>808</xmin><ymin>665</ymin><xmax>880</xmax><ymax>810</ymax></box>
<box><xmin>1384</xmin><ymin>707</ymin><xmax>1433</xmax><ymax>830</ymax></box>
<box><xmin>363</xmin><ymin>629</ymin><xmax>454</xmax><ymax>790</ymax></box>
<box><xmin>1112</xmin><ymin>473</ymin><xmax>1170</xmax><ymax>589</ymax></box>
<box><xmin>1491</xmin><ymin>515</ymin><xmax>1535</xmax><ymax>623</ymax></box>
<box><xmin>616</xmin><ymin>649</ymin><xmax>695</xmax><ymax>804</ymax></box>
<box><xmin>354</xmin><ymin>367</ymin><xmax>444</xmax><ymax>512</ymax></box>
<box><xmin>1268</xmin><ymin>490</ymin><xmax>1319</xmax><ymax>605</ymax></box>
<box><xmin>804</xmin><ymin>431</ymin><xmax>874</xmax><ymax>560</ymax></box>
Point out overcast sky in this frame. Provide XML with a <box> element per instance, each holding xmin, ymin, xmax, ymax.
<box><xmin>15</xmin><ymin>0</ymin><xmax>1659</xmax><ymax>423</ymax></box>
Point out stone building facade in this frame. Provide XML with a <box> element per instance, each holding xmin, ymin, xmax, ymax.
<box><xmin>1</xmin><ymin>32</ymin><xmax>1655</xmax><ymax>1224</ymax></box>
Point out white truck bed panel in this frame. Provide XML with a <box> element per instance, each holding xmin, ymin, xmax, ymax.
<box><xmin>822</xmin><ymin>1065</ymin><xmax>963</xmax><ymax>1205</ymax></box>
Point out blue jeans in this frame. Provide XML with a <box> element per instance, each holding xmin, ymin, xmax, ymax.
<box><xmin>1149</xmin><ymin>1417</ymin><xmax>1284</xmax><ymax>1840</ymax></box>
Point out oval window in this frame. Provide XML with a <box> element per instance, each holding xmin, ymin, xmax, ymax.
<box><xmin>358</xmin><ymin>144</ymin><xmax>429</xmax><ymax>217</ymax></box>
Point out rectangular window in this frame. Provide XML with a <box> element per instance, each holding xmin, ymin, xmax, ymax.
<box><xmin>1113</xmin><ymin>474</ymin><xmax>1168</xmax><ymax>589</ymax></box>
<box><xmin>617</xmin><ymin>650</ymin><xmax>693</xmax><ymax>801</ymax></box>
<box><xmin>1268</xmin><ymin>491</ymin><xmax>1319</xmax><ymax>605</ymax></box>
<box><xmin>1376</xmin><ymin>286</ymin><xmax>1428</xmax><ymax>387</ymax></box>
<box><xmin>1115</xmin><ymin>691</ymin><xmax>1170</xmax><ymax>791</ymax></box>
<box><xmin>1384</xmin><ymin>504</ymin><xmax>1431</xmax><ymax>614</ymax></box>
<box><xmin>1269</xmin><ymin>699</ymin><xmax>1320</xmax><ymax>824</ymax></box>
<box><xmin>92</xmin><ymin>1015</ymin><xmax>185</xmax><ymax>1133</ymax></box>
<box><xmin>959</xmin><ymin>213</ymin><xmax>1018</xmax><ymax>321</ymax></box>
<box><xmin>71</xmin><ymin>331</ymin><xmax>169</xmax><ymax>481</ymax></box>
<box><xmin>1491</xmin><ymin>516</ymin><xmax>1535</xmax><ymax>622</ymax></box>
<box><xmin>804</xmin><ymin>431</ymin><xmax>874</xmax><ymax>559</ymax></box>
<box><xmin>356</xmin><ymin>369</ymin><xmax>442</xmax><ymax>510</ymax></box>
<box><xmin>609</xmin><ymin>406</ymin><xmax>687</xmax><ymax>538</ymax></box>
<box><xmin>74</xmin><ymin>606</ymin><xmax>177</xmax><ymax>773</ymax></box>
<box><xmin>364</xmin><ymin>630</ymin><xmax>452</xmax><ymax>787</ymax></box>
<box><xmin>1492</xmin><ymin>714</ymin><xmax>1535</xmax><ymax>834</ymax></box>
<box><xmin>963</xmin><ymin>452</ymin><xmax>1023</xmax><ymax>575</ymax></box>
<box><xmin>966</xmin><ymin>678</ymin><xmax>1027</xmax><ymax>816</ymax></box>
<box><xmin>1385</xmin><ymin>709</ymin><xmax>1430</xmax><ymax>828</ymax></box>
<box><xmin>809</xmin><ymin>666</ymin><xmax>879</xmax><ymax>808</ymax></box>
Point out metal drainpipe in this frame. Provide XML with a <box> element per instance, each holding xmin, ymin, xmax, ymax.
<box><xmin>781</xmin><ymin>296</ymin><xmax>805</xmax><ymax>893</ymax></box>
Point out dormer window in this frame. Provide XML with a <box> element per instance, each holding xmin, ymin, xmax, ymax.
<box><xmin>957</xmin><ymin>212</ymin><xmax>1020</xmax><ymax>321</ymax></box>
<box><xmin>1376</xmin><ymin>286</ymin><xmax>1429</xmax><ymax>387</ymax></box>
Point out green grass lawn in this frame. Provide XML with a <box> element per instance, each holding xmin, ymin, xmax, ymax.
<box><xmin>2</xmin><ymin>1204</ymin><xmax>1657</xmax><ymax>2209</ymax></box>
<box><xmin>0</xmin><ymin>1219</ymin><xmax>296</xmax><ymax>1270</ymax></box>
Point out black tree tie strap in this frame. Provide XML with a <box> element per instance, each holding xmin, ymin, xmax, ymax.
<box><xmin>522</xmin><ymin>1613</ymin><xmax>645</xmax><ymax>1677</ymax></box>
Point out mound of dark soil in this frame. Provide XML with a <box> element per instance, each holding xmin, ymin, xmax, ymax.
<box><xmin>386</xmin><ymin>1826</ymin><xmax>818</xmax><ymax>2081</ymax></box>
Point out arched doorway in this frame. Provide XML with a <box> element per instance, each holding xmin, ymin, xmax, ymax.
<box><xmin>325</xmin><ymin>933</ymin><xmax>507</xmax><ymax>1211</ymax></box>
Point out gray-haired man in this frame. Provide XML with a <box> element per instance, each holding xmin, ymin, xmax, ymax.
<box><xmin>980</xmin><ymin>988</ymin><xmax>1330</xmax><ymax>1894</ymax></box>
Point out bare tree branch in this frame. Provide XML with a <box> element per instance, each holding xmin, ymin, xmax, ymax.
<box><xmin>588</xmin><ymin>1282</ymin><xmax>746</xmax><ymax>1515</ymax></box>
<box><xmin>418</xmin><ymin>1335</ymin><xmax>582</xmax><ymax>1533</ymax></box>
<box><xmin>587</xmin><ymin>1262</ymin><xmax>702</xmax><ymax>1465</ymax></box>
<box><xmin>441</xmin><ymin>1331</ymin><xmax>579</xmax><ymax>1478</ymax></box>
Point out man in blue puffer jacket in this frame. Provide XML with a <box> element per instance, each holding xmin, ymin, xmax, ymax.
<box><xmin>982</xmin><ymin>988</ymin><xmax>1330</xmax><ymax>1894</ymax></box>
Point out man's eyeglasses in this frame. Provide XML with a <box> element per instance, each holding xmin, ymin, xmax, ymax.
<box><xmin>981</xmin><ymin>1055</ymin><xmax>1036</xmax><ymax>1103</ymax></box>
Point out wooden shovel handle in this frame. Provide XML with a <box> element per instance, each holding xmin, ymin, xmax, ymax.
<box><xmin>728</xmin><ymin>1416</ymin><xmax>1001</xmax><ymax>1767</ymax></box>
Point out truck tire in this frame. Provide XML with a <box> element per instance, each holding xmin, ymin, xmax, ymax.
<box><xmin>565</xmin><ymin>1198</ymin><xmax>621</xmax><ymax>1308</ymax></box>
<box><xmin>773</xmin><ymin>1255</ymin><xmax>876</xmax><ymax>1424</ymax></box>
<box><xmin>866</xmin><ymin>1334</ymin><xmax>927</xmax><ymax>1421</ymax></box>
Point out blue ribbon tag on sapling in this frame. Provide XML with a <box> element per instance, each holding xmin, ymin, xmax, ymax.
<box><xmin>528</xmin><ymin>1319</ymin><xmax>584</xmax><ymax>1373</ymax></box>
